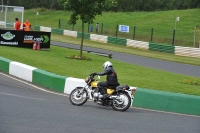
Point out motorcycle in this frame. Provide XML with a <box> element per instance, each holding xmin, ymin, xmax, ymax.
<box><xmin>69</xmin><ymin>73</ymin><xmax>136</xmax><ymax>111</ymax></box>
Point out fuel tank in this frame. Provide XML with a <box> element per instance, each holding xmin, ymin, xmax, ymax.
<box><xmin>91</xmin><ymin>81</ymin><xmax>99</xmax><ymax>87</ymax></box>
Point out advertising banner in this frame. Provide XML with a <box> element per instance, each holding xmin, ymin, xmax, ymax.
<box><xmin>0</xmin><ymin>29</ymin><xmax>51</xmax><ymax>49</ymax></box>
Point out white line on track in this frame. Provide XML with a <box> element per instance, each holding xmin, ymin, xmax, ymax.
<box><xmin>0</xmin><ymin>72</ymin><xmax>200</xmax><ymax>118</ymax></box>
<box><xmin>0</xmin><ymin>72</ymin><xmax>68</xmax><ymax>97</ymax></box>
<box><xmin>0</xmin><ymin>92</ymin><xmax>47</xmax><ymax>101</ymax></box>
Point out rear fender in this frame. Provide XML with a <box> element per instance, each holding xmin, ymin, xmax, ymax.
<box><xmin>125</xmin><ymin>90</ymin><xmax>133</xmax><ymax>99</ymax></box>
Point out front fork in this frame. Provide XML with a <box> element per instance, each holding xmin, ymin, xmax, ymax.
<box><xmin>78</xmin><ymin>87</ymin><xmax>91</xmax><ymax>99</ymax></box>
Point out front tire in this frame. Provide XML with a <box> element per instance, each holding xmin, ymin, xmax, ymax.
<box><xmin>111</xmin><ymin>92</ymin><xmax>131</xmax><ymax>111</ymax></box>
<box><xmin>69</xmin><ymin>87</ymin><xmax>88</xmax><ymax>106</ymax></box>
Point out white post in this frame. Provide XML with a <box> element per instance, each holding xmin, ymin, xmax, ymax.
<box><xmin>0</xmin><ymin>5</ymin><xmax>3</xmax><ymax>21</ymax></box>
<box><xmin>4</xmin><ymin>6</ymin><xmax>7</xmax><ymax>28</ymax></box>
<box><xmin>199</xmin><ymin>26</ymin><xmax>200</xmax><ymax>48</ymax></box>
<box><xmin>35</xmin><ymin>12</ymin><xmax>39</xmax><ymax>26</ymax></box>
<box><xmin>174</xmin><ymin>17</ymin><xmax>179</xmax><ymax>30</ymax></box>
<box><xmin>0</xmin><ymin>4</ymin><xmax>2</xmax><ymax>23</ymax></box>
<box><xmin>21</xmin><ymin>7</ymin><xmax>24</xmax><ymax>30</ymax></box>
<box><xmin>194</xmin><ymin>26</ymin><xmax>196</xmax><ymax>47</ymax></box>
<box><xmin>174</xmin><ymin>19</ymin><xmax>176</xmax><ymax>30</ymax></box>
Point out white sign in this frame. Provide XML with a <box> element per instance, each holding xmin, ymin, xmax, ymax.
<box><xmin>119</xmin><ymin>25</ymin><xmax>129</xmax><ymax>33</ymax></box>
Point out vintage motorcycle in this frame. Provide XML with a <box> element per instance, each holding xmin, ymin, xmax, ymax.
<box><xmin>69</xmin><ymin>73</ymin><xmax>136</xmax><ymax>111</ymax></box>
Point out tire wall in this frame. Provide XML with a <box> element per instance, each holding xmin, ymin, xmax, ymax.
<box><xmin>133</xmin><ymin>88</ymin><xmax>200</xmax><ymax>116</ymax></box>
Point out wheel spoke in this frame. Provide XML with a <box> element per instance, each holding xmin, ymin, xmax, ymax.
<box><xmin>70</xmin><ymin>88</ymin><xmax>88</xmax><ymax>105</ymax></box>
<box><xmin>112</xmin><ymin>93</ymin><xmax>131</xmax><ymax>111</ymax></box>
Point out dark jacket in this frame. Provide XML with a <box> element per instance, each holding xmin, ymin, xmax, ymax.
<box><xmin>96</xmin><ymin>66</ymin><xmax>119</xmax><ymax>86</ymax></box>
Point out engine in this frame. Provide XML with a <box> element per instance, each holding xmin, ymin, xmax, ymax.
<box><xmin>93</xmin><ymin>92</ymin><xmax>103</xmax><ymax>99</ymax></box>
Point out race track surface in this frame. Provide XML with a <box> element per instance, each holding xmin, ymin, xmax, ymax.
<box><xmin>0</xmin><ymin>73</ymin><xmax>200</xmax><ymax>133</ymax></box>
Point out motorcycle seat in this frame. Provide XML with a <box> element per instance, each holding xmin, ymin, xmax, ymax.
<box><xmin>107</xmin><ymin>86</ymin><xmax>116</xmax><ymax>89</ymax></box>
<box><xmin>116</xmin><ymin>84</ymin><xmax>130</xmax><ymax>91</ymax></box>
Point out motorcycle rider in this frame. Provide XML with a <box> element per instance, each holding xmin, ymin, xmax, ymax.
<box><xmin>94</xmin><ymin>61</ymin><xmax>120</xmax><ymax>99</ymax></box>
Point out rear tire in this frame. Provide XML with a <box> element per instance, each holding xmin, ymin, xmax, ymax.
<box><xmin>69</xmin><ymin>87</ymin><xmax>88</xmax><ymax>106</ymax></box>
<box><xmin>111</xmin><ymin>92</ymin><xmax>131</xmax><ymax>111</ymax></box>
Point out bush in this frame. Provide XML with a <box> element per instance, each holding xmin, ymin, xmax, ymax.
<box><xmin>184</xmin><ymin>78</ymin><xmax>200</xmax><ymax>86</ymax></box>
<box><xmin>66</xmin><ymin>55</ymin><xmax>91</xmax><ymax>60</ymax></box>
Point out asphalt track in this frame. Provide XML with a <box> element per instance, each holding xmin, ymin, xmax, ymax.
<box><xmin>0</xmin><ymin>72</ymin><xmax>200</xmax><ymax>133</ymax></box>
<box><xmin>51</xmin><ymin>41</ymin><xmax>200</xmax><ymax>78</ymax></box>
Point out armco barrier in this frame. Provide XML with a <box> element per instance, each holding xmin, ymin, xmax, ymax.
<box><xmin>133</xmin><ymin>88</ymin><xmax>200</xmax><ymax>116</ymax></box>
<box><xmin>0</xmin><ymin>56</ymin><xmax>12</xmax><ymax>73</ymax></box>
<box><xmin>34</xmin><ymin>25</ymin><xmax>40</xmax><ymax>31</ymax></box>
<box><xmin>126</xmin><ymin>39</ymin><xmax>149</xmax><ymax>50</ymax></box>
<box><xmin>1</xmin><ymin>56</ymin><xmax>200</xmax><ymax>116</ymax></box>
<box><xmin>64</xmin><ymin>30</ymin><xmax>77</xmax><ymax>37</ymax></box>
<box><xmin>149</xmin><ymin>42</ymin><xmax>175</xmax><ymax>54</ymax></box>
<box><xmin>40</xmin><ymin>26</ymin><xmax>51</xmax><ymax>32</ymax></box>
<box><xmin>90</xmin><ymin>34</ymin><xmax>108</xmax><ymax>43</ymax></box>
<box><xmin>77</xmin><ymin>32</ymin><xmax>90</xmax><ymax>40</ymax></box>
<box><xmin>51</xmin><ymin>28</ymin><xmax>64</xmax><ymax>35</ymax></box>
<box><xmin>32</xmin><ymin>69</ymin><xmax>67</xmax><ymax>93</ymax></box>
<box><xmin>107</xmin><ymin>36</ymin><xmax>127</xmax><ymax>46</ymax></box>
<box><xmin>175</xmin><ymin>46</ymin><xmax>200</xmax><ymax>58</ymax></box>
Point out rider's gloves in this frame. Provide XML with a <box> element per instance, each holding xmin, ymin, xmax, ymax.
<box><xmin>91</xmin><ymin>72</ymin><xmax>97</xmax><ymax>76</ymax></box>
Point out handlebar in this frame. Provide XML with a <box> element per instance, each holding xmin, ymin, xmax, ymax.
<box><xmin>89</xmin><ymin>73</ymin><xmax>96</xmax><ymax>77</ymax></box>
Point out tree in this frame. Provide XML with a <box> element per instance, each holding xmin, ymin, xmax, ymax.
<box><xmin>65</xmin><ymin>0</ymin><xmax>106</xmax><ymax>58</ymax></box>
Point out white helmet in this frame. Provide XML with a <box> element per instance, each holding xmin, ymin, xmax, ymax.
<box><xmin>103</xmin><ymin>61</ymin><xmax>112</xmax><ymax>69</ymax></box>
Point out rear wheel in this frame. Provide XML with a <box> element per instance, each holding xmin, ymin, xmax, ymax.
<box><xmin>69</xmin><ymin>87</ymin><xmax>88</xmax><ymax>106</ymax></box>
<box><xmin>111</xmin><ymin>92</ymin><xmax>131</xmax><ymax>111</ymax></box>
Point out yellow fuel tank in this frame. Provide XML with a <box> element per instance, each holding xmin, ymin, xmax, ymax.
<box><xmin>91</xmin><ymin>81</ymin><xmax>99</xmax><ymax>88</ymax></box>
<box><xmin>106</xmin><ymin>88</ymin><xmax>115</xmax><ymax>95</ymax></box>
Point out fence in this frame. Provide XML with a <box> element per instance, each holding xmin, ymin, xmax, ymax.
<box><xmin>51</xmin><ymin>19</ymin><xmax>198</xmax><ymax>48</ymax></box>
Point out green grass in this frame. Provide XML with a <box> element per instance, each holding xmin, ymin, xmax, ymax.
<box><xmin>24</xmin><ymin>8</ymin><xmax>200</xmax><ymax>47</ymax></box>
<box><xmin>0</xmin><ymin>42</ymin><xmax>200</xmax><ymax>96</ymax></box>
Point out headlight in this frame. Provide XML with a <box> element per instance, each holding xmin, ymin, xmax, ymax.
<box><xmin>85</xmin><ymin>78</ymin><xmax>88</xmax><ymax>83</ymax></box>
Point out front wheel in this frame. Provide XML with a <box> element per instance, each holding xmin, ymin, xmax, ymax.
<box><xmin>111</xmin><ymin>92</ymin><xmax>131</xmax><ymax>111</ymax></box>
<box><xmin>69</xmin><ymin>87</ymin><xmax>88</xmax><ymax>106</ymax></box>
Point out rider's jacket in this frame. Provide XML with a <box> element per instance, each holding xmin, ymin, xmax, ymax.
<box><xmin>96</xmin><ymin>66</ymin><xmax>120</xmax><ymax>86</ymax></box>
